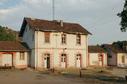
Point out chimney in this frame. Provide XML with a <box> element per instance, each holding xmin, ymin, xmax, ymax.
<box><xmin>60</xmin><ymin>20</ymin><xmax>63</xmax><ymax>27</ymax></box>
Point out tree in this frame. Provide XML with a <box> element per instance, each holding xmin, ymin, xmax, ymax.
<box><xmin>0</xmin><ymin>25</ymin><xmax>17</xmax><ymax>41</ymax></box>
<box><xmin>118</xmin><ymin>0</ymin><xmax>127</xmax><ymax>32</ymax></box>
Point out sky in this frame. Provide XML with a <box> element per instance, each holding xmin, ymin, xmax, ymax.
<box><xmin>0</xmin><ymin>0</ymin><xmax>127</xmax><ymax>45</ymax></box>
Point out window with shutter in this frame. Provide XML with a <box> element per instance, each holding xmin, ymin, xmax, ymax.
<box><xmin>61</xmin><ymin>34</ymin><xmax>66</xmax><ymax>44</ymax></box>
<box><xmin>76</xmin><ymin>34</ymin><xmax>81</xmax><ymax>45</ymax></box>
<box><xmin>44</xmin><ymin>32</ymin><xmax>50</xmax><ymax>43</ymax></box>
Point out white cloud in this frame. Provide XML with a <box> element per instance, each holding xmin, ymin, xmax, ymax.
<box><xmin>0</xmin><ymin>0</ymin><xmax>126</xmax><ymax>44</ymax></box>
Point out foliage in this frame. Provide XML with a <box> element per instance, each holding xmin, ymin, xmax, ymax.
<box><xmin>118</xmin><ymin>0</ymin><xmax>127</xmax><ymax>32</ymax></box>
<box><xmin>0</xmin><ymin>26</ymin><xmax>16</xmax><ymax>41</ymax></box>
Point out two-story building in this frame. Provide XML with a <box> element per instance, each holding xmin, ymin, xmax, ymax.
<box><xmin>19</xmin><ymin>17</ymin><xmax>91</xmax><ymax>70</ymax></box>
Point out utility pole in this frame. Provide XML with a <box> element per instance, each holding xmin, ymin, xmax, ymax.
<box><xmin>52</xmin><ymin>0</ymin><xmax>55</xmax><ymax>20</ymax></box>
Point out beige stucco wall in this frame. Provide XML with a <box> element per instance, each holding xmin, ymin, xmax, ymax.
<box><xmin>22</xmin><ymin>24</ymin><xmax>89</xmax><ymax>69</ymax></box>
<box><xmin>15</xmin><ymin>52</ymin><xmax>28</xmax><ymax>68</ymax></box>
<box><xmin>89</xmin><ymin>53</ymin><xmax>107</xmax><ymax>66</ymax></box>
<box><xmin>0</xmin><ymin>52</ymin><xmax>28</xmax><ymax>68</ymax></box>
<box><xmin>117</xmin><ymin>53</ymin><xmax>127</xmax><ymax>67</ymax></box>
<box><xmin>35</xmin><ymin>32</ymin><xmax>87</xmax><ymax>49</ymax></box>
<box><xmin>34</xmin><ymin>31</ymin><xmax>88</xmax><ymax>69</ymax></box>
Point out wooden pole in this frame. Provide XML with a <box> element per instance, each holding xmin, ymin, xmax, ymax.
<box><xmin>80</xmin><ymin>69</ymin><xmax>82</xmax><ymax>78</ymax></box>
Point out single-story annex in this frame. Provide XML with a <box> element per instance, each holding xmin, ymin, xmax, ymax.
<box><xmin>0</xmin><ymin>41</ymin><xmax>29</xmax><ymax>69</ymax></box>
<box><xmin>88</xmin><ymin>45</ymin><xmax>107</xmax><ymax>67</ymax></box>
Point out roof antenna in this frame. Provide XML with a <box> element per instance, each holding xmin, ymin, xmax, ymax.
<box><xmin>52</xmin><ymin>0</ymin><xmax>55</xmax><ymax>20</ymax></box>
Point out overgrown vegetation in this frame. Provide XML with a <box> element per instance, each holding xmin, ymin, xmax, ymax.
<box><xmin>0</xmin><ymin>25</ymin><xmax>18</xmax><ymax>41</ymax></box>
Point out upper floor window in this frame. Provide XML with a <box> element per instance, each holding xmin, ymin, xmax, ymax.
<box><xmin>44</xmin><ymin>32</ymin><xmax>50</xmax><ymax>43</ymax></box>
<box><xmin>76</xmin><ymin>34</ymin><xmax>81</xmax><ymax>45</ymax></box>
<box><xmin>61</xmin><ymin>34</ymin><xmax>66</xmax><ymax>44</ymax></box>
<box><xmin>20</xmin><ymin>52</ymin><xmax>25</xmax><ymax>60</ymax></box>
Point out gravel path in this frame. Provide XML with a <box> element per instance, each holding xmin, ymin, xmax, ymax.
<box><xmin>112</xmin><ymin>68</ymin><xmax>127</xmax><ymax>78</ymax></box>
<box><xmin>0</xmin><ymin>70</ymin><xmax>86</xmax><ymax>84</ymax></box>
<box><xmin>0</xmin><ymin>69</ymin><xmax>126</xmax><ymax>84</ymax></box>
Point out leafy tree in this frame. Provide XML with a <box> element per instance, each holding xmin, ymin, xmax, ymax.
<box><xmin>118</xmin><ymin>0</ymin><xmax>127</xmax><ymax>32</ymax></box>
<box><xmin>0</xmin><ymin>26</ymin><xmax>17</xmax><ymax>41</ymax></box>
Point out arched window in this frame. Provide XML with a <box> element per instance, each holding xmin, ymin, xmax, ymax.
<box><xmin>76</xmin><ymin>54</ymin><xmax>81</xmax><ymax>60</ymax></box>
<box><xmin>61</xmin><ymin>54</ymin><xmax>67</xmax><ymax>62</ymax></box>
<box><xmin>76</xmin><ymin>54</ymin><xmax>81</xmax><ymax>68</ymax></box>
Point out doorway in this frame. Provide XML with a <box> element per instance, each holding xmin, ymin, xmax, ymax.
<box><xmin>44</xmin><ymin>54</ymin><xmax>50</xmax><ymax>69</ymax></box>
<box><xmin>61</xmin><ymin>54</ymin><xmax>67</xmax><ymax>68</ymax></box>
<box><xmin>76</xmin><ymin>54</ymin><xmax>81</xmax><ymax>68</ymax></box>
<box><xmin>98</xmin><ymin>54</ymin><xmax>103</xmax><ymax>66</ymax></box>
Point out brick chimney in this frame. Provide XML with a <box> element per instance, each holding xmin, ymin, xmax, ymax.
<box><xmin>60</xmin><ymin>20</ymin><xmax>63</xmax><ymax>27</ymax></box>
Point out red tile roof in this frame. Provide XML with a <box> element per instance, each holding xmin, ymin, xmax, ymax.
<box><xmin>88</xmin><ymin>46</ymin><xmax>106</xmax><ymax>53</ymax></box>
<box><xmin>0</xmin><ymin>41</ymin><xmax>29</xmax><ymax>51</ymax></box>
<box><xmin>19</xmin><ymin>17</ymin><xmax>91</xmax><ymax>36</ymax></box>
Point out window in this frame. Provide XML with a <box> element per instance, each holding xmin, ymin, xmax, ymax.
<box><xmin>20</xmin><ymin>52</ymin><xmax>25</xmax><ymax>60</ymax></box>
<box><xmin>99</xmin><ymin>54</ymin><xmax>103</xmax><ymax>61</ymax></box>
<box><xmin>44</xmin><ymin>32</ymin><xmax>50</xmax><ymax>43</ymax></box>
<box><xmin>76</xmin><ymin>34</ymin><xmax>81</xmax><ymax>45</ymax></box>
<box><xmin>76</xmin><ymin>54</ymin><xmax>81</xmax><ymax>60</ymax></box>
<box><xmin>122</xmin><ymin>56</ymin><xmax>125</xmax><ymax>63</ymax></box>
<box><xmin>44</xmin><ymin>53</ymin><xmax>50</xmax><ymax>57</ymax></box>
<box><xmin>61</xmin><ymin>54</ymin><xmax>66</xmax><ymax>62</ymax></box>
<box><xmin>61</xmin><ymin>34</ymin><xmax>66</xmax><ymax>44</ymax></box>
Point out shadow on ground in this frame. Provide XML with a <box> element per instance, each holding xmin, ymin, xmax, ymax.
<box><xmin>61</xmin><ymin>73</ymin><xmax>127</xmax><ymax>84</ymax></box>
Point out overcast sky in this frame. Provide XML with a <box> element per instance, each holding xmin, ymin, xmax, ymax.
<box><xmin>0</xmin><ymin>0</ymin><xmax>126</xmax><ymax>45</ymax></box>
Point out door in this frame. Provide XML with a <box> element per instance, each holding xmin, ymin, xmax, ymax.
<box><xmin>2</xmin><ymin>54</ymin><xmax>12</xmax><ymax>66</ymax></box>
<box><xmin>76</xmin><ymin>54</ymin><xmax>81</xmax><ymax>68</ymax></box>
<box><xmin>44</xmin><ymin>54</ymin><xmax>50</xmax><ymax>69</ymax></box>
<box><xmin>61</xmin><ymin>54</ymin><xmax>67</xmax><ymax>68</ymax></box>
<box><xmin>98</xmin><ymin>54</ymin><xmax>103</xmax><ymax>66</ymax></box>
<box><xmin>47</xmin><ymin>57</ymin><xmax>50</xmax><ymax>68</ymax></box>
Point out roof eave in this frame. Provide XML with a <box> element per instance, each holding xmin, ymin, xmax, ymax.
<box><xmin>0</xmin><ymin>50</ymin><xmax>30</xmax><ymax>52</ymax></box>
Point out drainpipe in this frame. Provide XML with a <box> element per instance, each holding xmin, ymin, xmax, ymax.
<box><xmin>36</xmin><ymin>28</ymin><xmax>39</xmax><ymax>70</ymax></box>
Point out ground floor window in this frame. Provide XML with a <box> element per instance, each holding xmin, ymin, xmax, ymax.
<box><xmin>122</xmin><ymin>56</ymin><xmax>125</xmax><ymax>63</ymax></box>
<box><xmin>20</xmin><ymin>52</ymin><xmax>25</xmax><ymax>60</ymax></box>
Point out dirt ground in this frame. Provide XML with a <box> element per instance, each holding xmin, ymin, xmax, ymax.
<box><xmin>0</xmin><ymin>68</ymin><xmax>126</xmax><ymax>84</ymax></box>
